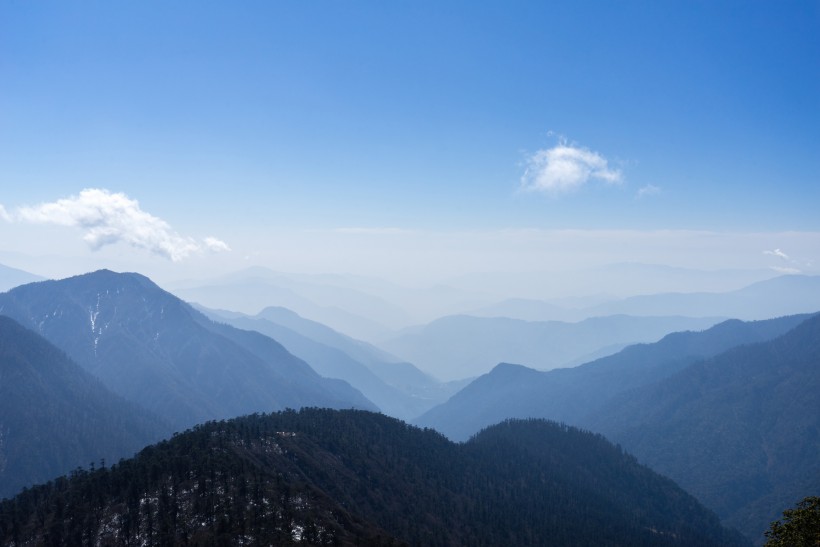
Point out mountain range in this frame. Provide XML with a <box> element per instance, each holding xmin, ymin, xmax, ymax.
<box><xmin>383</xmin><ymin>313</ymin><xmax>725</xmax><ymax>381</ymax></box>
<box><xmin>468</xmin><ymin>274</ymin><xmax>820</xmax><ymax>323</ymax></box>
<box><xmin>0</xmin><ymin>270</ymin><xmax>374</xmax><ymax>430</ymax></box>
<box><xmin>415</xmin><ymin>313</ymin><xmax>811</xmax><ymax>440</ymax></box>
<box><xmin>583</xmin><ymin>313</ymin><xmax>820</xmax><ymax>542</ymax></box>
<box><xmin>1</xmin><ymin>265</ymin><xmax>816</xmax><ymax>544</ymax></box>
<box><xmin>415</xmin><ymin>312</ymin><xmax>818</xmax><ymax>542</ymax></box>
<box><xmin>198</xmin><ymin>305</ymin><xmax>464</xmax><ymax>420</ymax></box>
<box><xmin>0</xmin><ymin>408</ymin><xmax>747</xmax><ymax>546</ymax></box>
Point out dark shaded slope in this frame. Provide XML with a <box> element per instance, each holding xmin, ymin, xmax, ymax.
<box><xmin>0</xmin><ymin>316</ymin><xmax>170</xmax><ymax>500</ymax></box>
<box><xmin>416</xmin><ymin>314</ymin><xmax>810</xmax><ymax>441</ymax></box>
<box><xmin>0</xmin><ymin>409</ymin><xmax>747</xmax><ymax>546</ymax></box>
<box><xmin>584</xmin><ymin>314</ymin><xmax>820</xmax><ymax>543</ymax></box>
<box><xmin>0</xmin><ymin>270</ymin><xmax>374</xmax><ymax>429</ymax></box>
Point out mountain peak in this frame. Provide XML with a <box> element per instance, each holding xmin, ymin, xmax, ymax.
<box><xmin>489</xmin><ymin>362</ymin><xmax>539</xmax><ymax>377</ymax></box>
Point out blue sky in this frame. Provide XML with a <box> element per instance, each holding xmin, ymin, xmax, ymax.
<box><xmin>1</xmin><ymin>1</ymin><xmax>818</xmax><ymax>285</ymax></box>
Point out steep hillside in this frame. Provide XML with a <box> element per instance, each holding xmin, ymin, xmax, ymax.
<box><xmin>416</xmin><ymin>314</ymin><xmax>810</xmax><ymax>441</ymax></box>
<box><xmin>0</xmin><ymin>316</ymin><xmax>170</xmax><ymax>500</ymax></box>
<box><xmin>583</xmin><ymin>313</ymin><xmax>820</xmax><ymax>543</ymax></box>
<box><xmin>0</xmin><ymin>270</ymin><xmax>374</xmax><ymax>429</ymax></box>
<box><xmin>0</xmin><ymin>409</ymin><xmax>747</xmax><ymax>546</ymax></box>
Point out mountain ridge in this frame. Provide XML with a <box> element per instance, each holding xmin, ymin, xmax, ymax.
<box><xmin>0</xmin><ymin>408</ymin><xmax>748</xmax><ymax>546</ymax></box>
<box><xmin>0</xmin><ymin>270</ymin><xmax>375</xmax><ymax>430</ymax></box>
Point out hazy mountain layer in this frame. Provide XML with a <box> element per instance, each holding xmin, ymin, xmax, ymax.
<box><xmin>415</xmin><ymin>314</ymin><xmax>810</xmax><ymax>441</ymax></box>
<box><xmin>0</xmin><ymin>270</ymin><xmax>375</xmax><ymax>430</ymax></box>
<box><xmin>0</xmin><ymin>316</ymin><xmax>170</xmax><ymax>500</ymax></box>
<box><xmin>384</xmin><ymin>313</ymin><xmax>725</xmax><ymax>381</ymax></box>
<box><xmin>201</xmin><ymin>305</ymin><xmax>463</xmax><ymax>420</ymax></box>
<box><xmin>587</xmin><ymin>274</ymin><xmax>820</xmax><ymax>320</ymax></box>
<box><xmin>583</xmin><ymin>313</ymin><xmax>820</xmax><ymax>543</ymax></box>
<box><xmin>0</xmin><ymin>409</ymin><xmax>747</xmax><ymax>546</ymax></box>
<box><xmin>0</xmin><ymin>263</ymin><xmax>43</xmax><ymax>293</ymax></box>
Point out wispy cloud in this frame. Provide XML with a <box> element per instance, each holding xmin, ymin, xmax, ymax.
<box><xmin>521</xmin><ymin>138</ymin><xmax>622</xmax><ymax>194</ymax></box>
<box><xmin>636</xmin><ymin>184</ymin><xmax>661</xmax><ymax>199</ymax></box>
<box><xmin>763</xmin><ymin>248</ymin><xmax>789</xmax><ymax>261</ymax></box>
<box><xmin>763</xmin><ymin>248</ymin><xmax>805</xmax><ymax>274</ymax></box>
<box><xmin>0</xmin><ymin>204</ymin><xmax>10</xmax><ymax>222</ymax></box>
<box><xmin>11</xmin><ymin>188</ymin><xmax>230</xmax><ymax>261</ymax></box>
<box><xmin>204</xmin><ymin>237</ymin><xmax>231</xmax><ymax>252</ymax></box>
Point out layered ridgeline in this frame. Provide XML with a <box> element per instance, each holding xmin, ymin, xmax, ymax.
<box><xmin>198</xmin><ymin>305</ymin><xmax>465</xmax><ymax>421</ymax></box>
<box><xmin>468</xmin><ymin>274</ymin><xmax>820</xmax><ymax>323</ymax></box>
<box><xmin>582</xmin><ymin>313</ymin><xmax>820</xmax><ymax>543</ymax></box>
<box><xmin>416</xmin><ymin>314</ymin><xmax>810</xmax><ymax>441</ymax></box>
<box><xmin>0</xmin><ymin>270</ymin><xmax>374</xmax><ymax>430</ymax></box>
<box><xmin>382</xmin><ymin>314</ymin><xmax>725</xmax><ymax>381</ymax></box>
<box><xmin>0</xmin><ymin>409</ymin><xmax>747</xmax><ymax>546</ymax></box>
<box><xmin>415</xmin><ymin>313</ymin><xmax>819</xmax><ymax>543</ymax></box>
<box><xmin>0</xmin><ymin>316</ymin><xmax>170</xmax><ymax>500</ymax></box>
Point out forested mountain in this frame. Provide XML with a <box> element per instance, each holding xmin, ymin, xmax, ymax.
<box><xmin>382</xmin><ymin>314</ymin><xmax>724</xmax><ymax>380</ymax></box>
<box><xmin>582</xmin><ymin>313</ymin><xmax>820</xmax><ymax>543</ymax></box>
<box><xmin>0</xmin><ymin>316</ymin><xmax>170</xmax><ymax>500</ymax></box>
<box><xmin>199</xmin><ymin>305</ymin><xmax>464</xmax><ymax>420</ymax></box>
<box><xmin>416</xmin><ymin>314</ymin><xmax>810</xmax><ymax>441</ymax></box>
<box><xmin>0</xmin><ymin>270</ymin><xmax>374</xmax><ymax>430</ymax></box>
<box><xmin>0</xmin><ymin>409</ymin><xmax>747</xmax><ymax>546</ymax></box>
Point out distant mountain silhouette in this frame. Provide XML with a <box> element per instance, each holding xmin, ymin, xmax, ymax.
<box><xmin>384</xmin><ymin>314</ymin><xmax>725</xmax><ymax>381</ymax></box>
<box><xmin>198</xmin><ymin>306</ymin><xmax>449</xmax><ymax>420</ymax></box>
<box><xmin>0</xmin><ymin>263</ymin><xmax>43</xmax><ymax>292</ymax></box>
<box><xmin>0</xmin><ymin>409</ymin><xmax>747</xmax><ymax>546</ymax></box>
<box><xmin>0</xmin><ymin>270</ymin><xmax>375</xmax><ymax>430</ymax></box>
<box><xmin>0</xmin><ymin>315</ymin><xmax>170</xmax><ymax>500</ymax></box>
<box><xmin>251</xmin><ymin>306</ymin><xmax>469</xmax><ymax>403</ymax></box>
<box><xmin>415</xmin><ymin>314</ymin><xmax>810</xmax><ymax>441</ymax></box>
<box><xmin>587</xmin><ymin>275</ymin><xmax>820</xmax><ymax>320</ymax></box>
<box><xmin>583</xmin><ymin>313</ymin><xmax>820</xmax><ymax>543</ymax></box>
<box><xmin>172</xmin><ymin>271</ymin><xmax>404</xmax><ymax>341</ymax></box>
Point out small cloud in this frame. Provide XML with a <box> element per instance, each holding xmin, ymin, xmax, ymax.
<box><xmin>204</xmin><ymin>237</ymin><xmax>231</xmax><ymax>252</ymax></box>
<box><xmin>636</xmin><ymin>184</ymin><xmax>661</xmax><ymax>199</ymax></box>
<box><xmin>12</xmin><ymin>188</ymin><xmax>229</xmax><ymax>261</ymax></box>
<box><xmin>763</xmin><ymin>248</ymin><xmax>789</xmax><ymax>261</ymax></box>
<box><xmin>0</xmin><ymin>204</ymin><xmax>10</xmax><ymax>222</ymax></box>
<box><xmin>521</xmin><ymin>137</ymin><xmax>622</xmax><ymax>194</ymax></box>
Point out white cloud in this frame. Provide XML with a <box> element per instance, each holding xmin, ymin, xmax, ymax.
<box><xmin>0</xmin><ymin>204</ymin><xmax>10</xmax><ymax>222</ymax></box>
<box><xmin>763</xmin><ymin>248</ymin><xmax>789</xmax><ymax>261</ymax></box>
<box><xmin>636</xmin><ymin>184</ymin><xmax>661</xmax><ymax>198</ymax></box>
<box><xmin>521</xmin><ymin>139</ymin><xmax>622</xmax><ymax>194</ymax></box>
<box><xmin>204</xmin><ymin>237</ymin><xmax>231</xmax><ymax>252</ymax></box>
<box><xmin>12</xmin><ymin>188</ymin><xmax>229</xmax><ymax>261</ymax></box>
